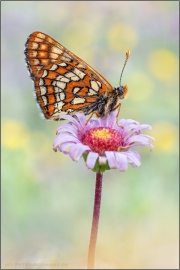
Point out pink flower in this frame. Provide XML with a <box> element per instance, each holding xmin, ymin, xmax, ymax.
<box><xmin>53</xmin><ymin>110</ymin><xmax>154</xmax><ymax>172</ymax></box>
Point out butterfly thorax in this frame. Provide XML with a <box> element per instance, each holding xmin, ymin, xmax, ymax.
<box><xmin>83</xmin><ymin>85</ymin><xmax>128</xmax><ymax>117</ymax></box>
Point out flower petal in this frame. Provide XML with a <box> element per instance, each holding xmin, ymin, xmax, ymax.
<box><xmin>56</xmin><ymin>124</ymin><xmax>78</xmax><ymax>136</ymax></box>
<box><xmin>99</xmin><ymin>155</ymin><xmax>107</xmax><ymax>165</ymax></box>
<box><xmin>53</xmin><ymin>134</ymin><xmax>80</xmax><ymax>148</ymax></box>
<box><xmin>58</xmin><ymin>141</ymin><xmax>76</xmax><ymax>153</ymax></box>
<box><xmin>100</xmin><ymin>110</ymin><xmax>117</xmax><ymax>128</ymax></box>
<box><xmin>123</xmin><ymin>150</ymin><xmax>141</xmax><ymax>167</ymax></box>
<box><xmin>117</xmin><ymin>119</ymin><xmax>140</xmax><ymax>137</ymax></box>
<box><xmin>69</xmin><ymin>143</ymin><xmax>90</xmax><ymax>161</ymax></box>
<box><xmin>86</xmin><ymin>152</ymin><xmax>99</xmax><ymax>169</ymax></box>
<box><xmin>105</xmin><ymin>151</ymin><xmax>116</xmax><ymax>169</ymax></box>
<box><xmin>114</xmin><ymin>152</ymin><xmax>128</xmax><ymax>171</ymax></box>
<box><xmin>89</xmin><ymin>118</ymin><xmax>101</xmax><ymax>129</ymax></box>
<box><xmin>59</xmin><ymin>113</ymin><xmax>87</xmax><ymax>131</ymax></box>
<box><xmin>127</xmin><ymin>134</ymin><xmax>153</xmax><ymax>146</ymax></box>
<box><xmin>58</xmin><ymin>114</ymin><xmax>75</xmax><ymax>122</ymax></box>
<box><xmin>124</xmin><ymin>124</ymin><xmax>152</xmax><ymax>140</ymax></box>
<box><xmin>72</xmin><ymin>113</ymin><xmax>87</xmax><ymax>129</ymax></box>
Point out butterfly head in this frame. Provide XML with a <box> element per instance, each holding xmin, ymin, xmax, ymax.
<box><xmin>119</xmin><ymin>85</ymin><xmax>128</xmax><ymax>99</ymax></box>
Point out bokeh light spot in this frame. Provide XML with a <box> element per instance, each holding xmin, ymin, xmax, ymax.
<box><xmin>148</xmin><ymin>49</ymin><xmax>178</xmax><ymax>82</ymax></box>
<box><xmin>108</xmin><ymin>23</ymin><xmax>137</xmax><ymax>53</ymax></box>
<box><xmin>149</xmin><ymin>121</ymin><xmax>178</xmax><ymax>153</ymax></box>
<box><xmin>2</xmin><ymin>120</ymin><xmax>30</xmax><ymax>150</ymax></box>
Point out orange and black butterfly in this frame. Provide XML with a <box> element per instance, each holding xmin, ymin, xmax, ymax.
<box><xmin>24</xmin><ymin>31</ymin><xmax>130</xmax><ymax>120</ymax></box>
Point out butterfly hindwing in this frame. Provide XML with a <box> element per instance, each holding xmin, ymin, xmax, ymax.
<box><xmin>24</xmin><ymin>31</ymin><xmax>115</xmax><ymax>119</ymax></box>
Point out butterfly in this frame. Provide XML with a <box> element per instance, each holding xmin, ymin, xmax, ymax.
<box><xmin>24</xmin><ymin>31</ymin><xmax>130</xmax><ymax>120</ymax></box>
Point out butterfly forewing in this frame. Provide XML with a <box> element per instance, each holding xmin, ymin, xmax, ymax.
<box><xmin>24</xmin><ymin>31</ymin><xmax>114</xmax><ymax>120</ymax></box>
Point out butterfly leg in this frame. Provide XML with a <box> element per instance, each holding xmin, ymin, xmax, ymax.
<box><xmin>112</xmin><ymin>103</ymin><xmax>122</xmax><ymax>126</ymax></box>
<box><xmin>79</xmin><ymin>112</ymin><xmax>100</xmax><ymax>134</ymax></box>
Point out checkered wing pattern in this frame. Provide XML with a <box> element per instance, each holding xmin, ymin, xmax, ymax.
<box><xmin>24</xmin><ymin>31</ymin><xmax>114</xmax><ymax>120</ymax></box>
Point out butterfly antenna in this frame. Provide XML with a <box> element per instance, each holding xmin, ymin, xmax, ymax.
<box><xmin>119</xmin><ymin>50</ymin><xmax>130</xmax><ymax>86</ymax></box>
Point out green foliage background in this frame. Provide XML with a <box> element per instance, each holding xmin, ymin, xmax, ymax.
<box><xmin>2</xmin><ymin>1</ymin><xmax>179</xmax><ymax>269</ymax></box>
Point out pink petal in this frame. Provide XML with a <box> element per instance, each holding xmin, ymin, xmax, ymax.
<box><xmin>105</xmin><ymin>151</ymin><xmax>116</xmax><ymax>169</ymax></box>
<box><xmin>53</xmin><ymin>134</ymin><xmax>79</xmax><ymax>148</ymax></box>
<box><xmin>127</xmin><ymin>134</ymin><xmax>152</xmax><ymax>145</ymax></box>
<box><xmin>114</xmin><ymin>152</ymin><xmax>128</xmax><ymax>171</ymax></box>
<box><xmin>99</xmin><ymin>156</ymin><xmax>107</xmax><ymax>165</ymax></box>
<box><xmin>123</xmin><ymin>150</ymin><xmax>141</xmax><ymax>167</ymax></box>
<box><xmin>100</xmin><ymin>110</ymin><xmax>117</xmax><ymax>128</ymax></box>
<box><xmin>56</xmin><ymin>124</ymin><xmax>78</xmax><ymax>135</ymax></box>
<box><xmin>69</xmin><ymin>143</ymin><xmax>90</xmax><ymax>161</ymax></box>
<box><xmin>72</xmin><ymin>113</ymin><xmax>87</xmax><ymax>129</ymax></box>
<box><xmin>124</xmin><ymin>124</ymin><xmax>152</xmax><ymax>140</ymax></box>
<box><xmin>58</xmin><ymin>142</ymin><xmax>76</xmax><ymax>153</ymax></box>
<box><xmin>118</xmin><ymin>119</ymin><xmax>139</xmax><ymax>137</ymax></box>
<box><xmin>86</xmin><ymin>152</ymin><xmax>99</xmax><ymax>169</ymax></box>
<box><xmin>89</xmin><ymin>118</ymin><xmax>101</xmax><ymax>129</ymax></box>
<box><xmin>58</xmin><ymin>114</ymin><xmax>75</xmax><ymax>122</ymax></box>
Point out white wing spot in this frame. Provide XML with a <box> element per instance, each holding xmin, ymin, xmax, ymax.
<box><xmin>56</xmin><ymin>81</ymin><xmax>66</xmax><ymax>90</ymax></box>
<box><xmin>71</xmin><ymin>97</ymin><xmax>86</xmax><ymax>105</ymax></box>
<box><xmin>73</xmin><ymin>87</ymin><xmax>81</xmax><ymax>94</ymax></box>
<box><xmin>51</xmin><ymin>47</ymin><xmax>63</xmax><ymax>55</ymax></box>
<box><xmin>55</xmin><ymin>93</ymin><xmax>65</xmax><ymax>102</ymax></box>
<box><xmin>97</xmin><ymin>81</ymin><xmax>102</xmax><ymax>87</ymax></box>
<box><xmin>54</xmin><ymin>86</ymin><xmax>63</xmax><ymax>93</ymax></box>
<box><xmin>90</xmin><ymin>80</ymin><xmax>99</xmax><ymax>92</ymax></box>
<box><xmin>55</xmin><ymin>92</ymin><xmax>65</xmax><ymax>101</ymax></box>
<box><xmin>50</xmin><ymin>52</ymin><xmax>59</xmax><ymax>59</ymax></box>
<box><xmin>39</xmin><ymin>78</ymin><xmax>44</xmax><ymax>86</ymax></box>
<box><xmin>42</xmin><ymin>96</ymin><xmax>48</xmax><ymax>106</ymax></box>
<box><xmin>73</xmin><ymin>68</ymin><xmax>86</xmax><ymax>79</ymax></box>
<box><xmin>54</xmin><ymin>101</ymin><xmax>65</xmax><ymax>111</ymax></box>
<box><xmin>61</xmin><ymin>54</ymin><xmax>72</xmax><ymax>62</ymax></box>
<box><xmin>60</xmin><ymin>92</ymin><xmax>65</xmax><ymax>100</ymax></box>
<box><xmin>40</xmin><ymin>86</ymin><xmax>47</xmax><ymax>95</ymax></box>
<box><xmin>65</xmin><ymin>72</ymin><xmax>79</xmax><ymax>81</ymax></box>
<box><xmin>31</xmin><ymin>42</ymin><xmax>39</xmax><ymax>49</ymax></box>
<box><xmin>42</xmin><ymin>70</ymin><xmax>48</xmax><ymax>78</ymax></box>
<box><xmin>33</xmin><ymin>59</ymin><xmax>40</xmax><ymax>65</ymax></box>
<box><xmin>49</xmin><ymin>64</ymin><xmax>58</xmax><ymax>71</ymax></box>
<box><xmin>87</xmin><ymin>88</ymin><xmax>98</xmax><ymax>96</ymax></box>
<box><xmin>37</xmin><ymin>33</ymin><xmax>46</xmax><ymax>39</ymax></box>
<box><xmin>55</xmin><ymin>94</ymin><xmax>60</xmax><ymax>102</ymax></box>
<box><xmin>34</xmin><ymin>37</ymin><xmax>43</xmax><ymax>43</ymax></box>
<box><xmin>58</xmin><ymin>62</ymin><xmax>68</xmax><ymax>67</ymax></box>
<box><xmin>31</xmin><ymin>51</ymin><xmax>38</xmax><ymax>57</ymax></box>
<box><xmin>56</xmin><ymin>75</ymin><xmax>70</xmax><ymax>83</ymax></box>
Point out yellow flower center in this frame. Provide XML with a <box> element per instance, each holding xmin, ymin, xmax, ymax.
<box><xmin>91</xmin><ymin>128</ymin><xmax>111</xmax><ymax>139</ymax></box>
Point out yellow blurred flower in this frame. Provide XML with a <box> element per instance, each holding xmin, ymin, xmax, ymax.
<box><xmin>2</xmin><ymin>120</ymin><xmax>30</xmax><ymax>150</ymax></box>
<box><xmin>108</xmin><ymin>23</ymin><xmax>137</xmax><ymax>53</ymax></box>
<box><xmin>148</xmin><ymin>49</ymin><xmax>178</xmax><ymax>82</ymax></box>
<box><xmin>149</xmin><ymin>121</ymin><xmax>178</xmax><ymax>153</ymax></box>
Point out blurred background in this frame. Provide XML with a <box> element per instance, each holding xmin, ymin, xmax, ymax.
<box><xmin>1</xmin><ymin>1</ymin><xmax>179</xmax><ymax>269</ymax></box>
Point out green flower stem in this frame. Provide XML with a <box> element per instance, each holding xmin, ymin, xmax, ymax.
<box><xmin>87</xmin><ymin>172</ymin><xmax>103</xmax><ymax>269</ymax></box>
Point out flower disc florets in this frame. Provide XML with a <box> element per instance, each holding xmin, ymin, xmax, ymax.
<box><xmin>82</xmin><ymin>127</ymin><xmax>122</xmax><ymax>154</ymax></box>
